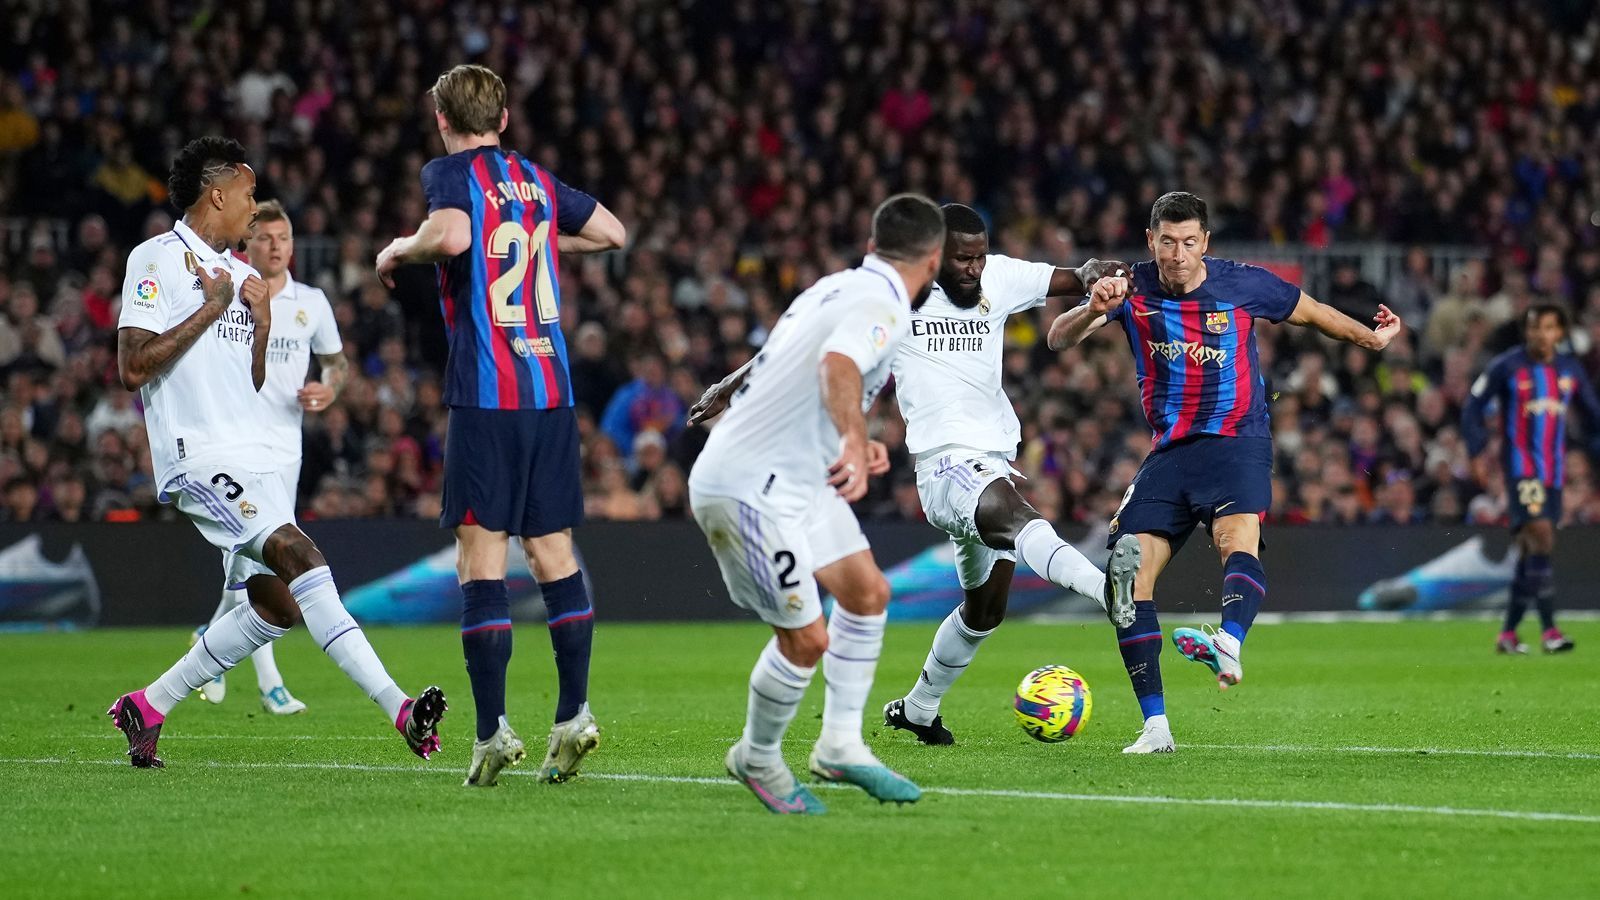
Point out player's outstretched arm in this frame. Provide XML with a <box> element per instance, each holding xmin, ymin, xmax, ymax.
<box><xmin>1047</xmin><ymin>273</ymin><xmax>1130</xmax><ymax>350</ymax></box>
<box><xmin>820</xmin><ymin>352</ymin><xmax>871</xmax><ymax>503</ymax></box>
<box><xmin>556</xmin><ymin>203</ymin><xmax>626</xmax><ymax>255</ymax></box>
<box><xmin>1287</xmin><ymin>292</ymin><xmax>1403</xmax><ymax>350</ymax></box>
<box><xmin>375</xmin><ymin>210</ymin><xmax>472</xmax><ymax>287</ymax></box>
<box><xmin>1046</xmin><ymin>258</ymin><xmax>1129</xmax><ymax>297</ymax></box>
<box><xmin>117</xmin><ymin>266</ymin><xmax>237</xmax><ymax>390</ymax></box>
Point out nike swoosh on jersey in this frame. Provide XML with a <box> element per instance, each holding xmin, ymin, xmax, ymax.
<box><xmin>1134</xmin><ymin>309</ymin><xmax>1160</xmax><ymax>317</ymax></box>
<box><xmin>1215</xmin><ymin>501</ymin><xmax>1237</xmax><ymax>513</ymax></box>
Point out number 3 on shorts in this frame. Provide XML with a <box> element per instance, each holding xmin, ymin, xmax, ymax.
<box><xmin>211</xmin><ymin>472</ymin><xmax>244</xmax><ymax>501</ymax></box>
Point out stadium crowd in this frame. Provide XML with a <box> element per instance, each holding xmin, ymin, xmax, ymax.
<box><xmin>3</xmin><ymin>0</ymin><xmax>1600</xmax><ymax>528</ymax></box>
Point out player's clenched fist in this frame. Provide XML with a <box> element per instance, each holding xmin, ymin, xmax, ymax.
<box><xmin>828</xmin><ymin>434</ymin><xmax>871</xmax><ymax>502</ymax></box>
<box><xmin>240</xmin><ymin>274</ymin><xmax>271</xmax><ymax>327</ymax></box>
<box><xmin>1088</xmin><ymin>271</ymin><xmax>1131</xmax><ymax>315</ymax></box>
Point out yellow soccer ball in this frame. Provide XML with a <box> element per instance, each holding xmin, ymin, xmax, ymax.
<box><xmin>1013</xmin><ymin>665</ymin><xmax>1092</xmax><ymax>742</ymax></box>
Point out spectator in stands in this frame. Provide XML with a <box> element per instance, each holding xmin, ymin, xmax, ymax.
<box><xmin>600</xmin><ymin>352</ymin><xmax>684</xmax><ymax>461</ymax></box>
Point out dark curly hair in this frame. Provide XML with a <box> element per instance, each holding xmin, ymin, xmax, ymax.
<box><xmin>167</xmin><ymin>137</ymin><xmax>248</xmax><ymax>212</ymax></box>
<box><xmin>940</xmin><ymin>203</ymin><xmax>988</xmax><ymax>238</ymax></box>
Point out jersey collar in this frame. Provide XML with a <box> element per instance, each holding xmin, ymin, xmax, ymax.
<box><xmin>862</xmin><ymin>253</ymin><xmax>911</xmax><ymax>307</ymax></box>
<box><xmin>172</xmin><ymin>219</ymin><xmax>232</xmax><ymax>265</ymax></box>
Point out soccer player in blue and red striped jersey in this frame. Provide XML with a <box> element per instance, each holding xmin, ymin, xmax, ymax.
<box><xmin>1463</xmin><ymin>305</ymin><xmax>1600</xmax><ymax>655</ymax></box>
<box><xmin>1050</xmin><ymin>192</ymin><xmax>1403</xmax><ymax>752</ymax></box>
<box><xmin>377</xmin><ymin>64</ymin><xmax>625</xmax><ymax>787</ymax></box>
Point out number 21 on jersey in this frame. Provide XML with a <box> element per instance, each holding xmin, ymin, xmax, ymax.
<box><xmin>486</xmin><ymin>221</ymin><xmax>558</xmax><ymax>327</ymax></box>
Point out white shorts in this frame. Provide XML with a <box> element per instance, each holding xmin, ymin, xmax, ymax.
<box><xmin>163</xmin><ymin>466</ymin><xmax>297</xmax><ymax>590</ymax></box>
<box><xmin>690</xmin><ymin>486</ymin><xmax>870</xmax><ymax>629</ymax></box>
<box><xmin>915</xmin><ymin>448</ymin><xmax>1017</xmax><ymax>590</ymax></box>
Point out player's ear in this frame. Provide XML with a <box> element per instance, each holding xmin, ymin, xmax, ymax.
<box><xmin>434</xmin><ymin>109</ymin><xmax>449</xmax><ymax>135</ymax></box>
<box><xmin>1145</xmin><ymin>228</ymin><xmax>1155</xmax><ymax>252</ymax></box>
<box><xmin>498</xmin><ymin>108</ymin><xmax>508</xmax><ymax>134</ymax></box>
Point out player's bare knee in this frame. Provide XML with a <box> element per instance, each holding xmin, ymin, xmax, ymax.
<box><xmin>779</xmin><ymin>624</ymin><xmax>827</xmax><ymax>667</ymax></box>
<box><xmin>263</xmin><ymin>525</ymin><xmax>326</xmax><ymax>583</ymax></box>
<box><xmin>858</xmin><ymin>572</ymin><xmax>892</xmax><ymax>614</ymax></box>
<box><xmin>960</xmin><ymin>596</ymin><xmax>1006</xmax><ymax>631</ymax></box>
<box><xmin>523</xmin><ymin>532</ymin><xmax>578</xmax><ymax>582</ymax></box>
<box><xmin>246</xmin><ymin>575</ymin><xmax>297</xmax><ymax>627</ymax></box>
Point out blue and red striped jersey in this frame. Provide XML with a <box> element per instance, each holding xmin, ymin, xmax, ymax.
<box><xmin>1107</xmin><ymin>258</ymin><xmax>1300</xmax><ymax>449</ymax></box>
<box><xmin>421</xmin><ymin>146</ymin><xmax>598</xmax><ymax>410</ymax></box>
<box><xmin>1463</xmin><ymin>348</ymin><xmax>1600</xmax><ymax>488</ymax></box>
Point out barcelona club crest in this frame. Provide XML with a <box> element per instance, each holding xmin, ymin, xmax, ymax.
<box><xmin>1205</xmin><ymin>311</ymin><xmax>1230</xmax><ymax>334</ymax></box>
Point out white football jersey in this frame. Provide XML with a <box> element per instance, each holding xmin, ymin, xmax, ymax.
<box><xmin>691</xmin><ymin>254</ymin><xmax>913</xmax><ymax>512</ymax></box>
<box><xmin>119</xmin><ymin>219</ymin><xmax>272</xmax><ymax>490</ymax></box>
<box><xmin>892</xmin><ymin>254</ymin><xmax>1055</xmax><ymax>457</ymax></box>
<box><xmin>259</xmin><ymin>277</ymin><xmax>341</xmax><ymax>467</ymax></box>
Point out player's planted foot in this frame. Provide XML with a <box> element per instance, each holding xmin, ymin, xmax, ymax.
<box><xmin>1496</xmin><ymin>631</ymin><xmax>1529</xmax><ymax>655</ymax></box>
<box><xmin>396</xmin><ymin>686</ymin><xmax>447</xmax><ymax>760</ymax></box>
<box><xmin>1105</xmin><ymin>534</ymin><xmax>1141</xmax><ymax>629</ymax></box>
<box><xmin>464</xmin><ymin>716</ymin><xmax>526</xmax><ymax>787</ymax></box>
<box><xmin>108</xmin><ymin>690</ymin><xmax>166</xmax><ymax>768</ymax></box>
<box><xmin>1122</xmin><ymin>715</ymin><xmax>1175</xmax><ymax>754</ymax></box>
<box><xmin>808</xmin><ymin>742</ymin><xmax>922</xmax><ymax>804</ymax></box>
<box><xmin>538</xmin><ymin>702</ymin><xmax>600</xmax><ymax>783</ymax></box>
<box><xmin>1173</xmin><ymin>625</ymin><xmax>1243</xmax><ymax>689</ymax></box>
<box><xmin>260</xmin><ymin>686</ymin><xmax>306</xmax><ymax>715</ymax></box>
<box><xmin>883</xmin><ymin>698</ymin><xmax>954</xmax><ymax>745</ymax></box>
<box><xmin>1542</xmin><ymin>629</ymin><xmax>1575</xmax><ymax>654</ymax></box>
<box><xmin>189</xmin><ymin>628</ymin><xmax>226</xmax><ymax>704</ymax></box>
<box><xmin>725</xmin><ymin>742</ymin><xmax>826</xmax><ymax>815</ymax></box>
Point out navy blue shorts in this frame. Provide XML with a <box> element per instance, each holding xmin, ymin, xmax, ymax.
<box><xmin>1508</xmin><ymin>477</ymin><xmax>1561</xmax><ymax>530</ymax></box>
<box><xmin>1108</xmin><ymin>435</ymin><xmax>1273</xmax><ymax>551</ymax></box>
<box><xmin>441</xmin><ymin>406</ymin><xmax>583</xmax><ymax>537</ymax></box>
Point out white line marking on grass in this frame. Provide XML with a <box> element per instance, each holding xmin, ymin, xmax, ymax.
<box><xmin>1188</xmin><ymin>743</ymin><xmax>1600</xmax><ymax>761</ymax></box>
<box><xmin>74</xmin><ymin>734</ymin><xmax>1600</xmax><ymax>759</ymax></box>
<box><xmin>4</xmin><ymin>757</ymin><xmax>1596</xmax><ymax>824</ymax></box>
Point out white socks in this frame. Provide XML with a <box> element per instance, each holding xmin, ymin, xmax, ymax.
<box><xmin>212</xmin><ymin>586</ymin><xmax>285</xmax><ymax>692</ymax></box>
<box><xmin>1015</xmin><ymin>518</ymin><xmax>1105</xmax><ymax>603</ymax></box>
<box><xmin>742</xmin><ymin>638</ymin><xmax>816</xmax><ymax>765</ymax></box>
<box><xmin>147</xmin><ymin>603</ymin><xmax>287</xmax><ymax>715</ymax></box>
<box><xmin>903</xmin><ymin>605</ymin><xmax>994</xmax><ymax>725</ymax></box>
<box><xmin>819</xmin><ymin>607</ymin><xmax>886</xmax><ymax>753</ymax></box>
<box><xmin>290</xmin><ymin>567</ymin><xmax>407</xmax><ymax>721</ymax></box>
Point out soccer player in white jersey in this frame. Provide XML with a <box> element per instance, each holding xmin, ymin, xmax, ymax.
<box><xmin>876</xmin><ymin>203</ymin><xmax>1141</xmax><ymax>743</ymax></box>
<box><xmin>694</xmin><ymin>203</ymin><xmax>1140</xmax><ymax>747</ymax></box>
<box><xmin>107</xmin><ymin>137</ymin><xmax>445</xmax><ymax>767</ymax></box>
<box><xmin>688</xmin><ymin>194</ymin><xmax>943</xmax><ymax>814</ymax></box>
<box><xmin>189</xmin><ymin>200</ymin><xmax>346</xmax><ymax>715</ymax></box>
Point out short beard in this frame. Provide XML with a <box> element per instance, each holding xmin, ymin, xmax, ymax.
<box><xmin>939</xmin><ymin>278</ymin><xmax>982</xmax><ymax>309</ymax></box>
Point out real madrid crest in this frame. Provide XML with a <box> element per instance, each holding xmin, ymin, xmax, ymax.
<box><xmin>295</xmin><ymin>309</ymin><xmax>309</xmax><ymax>327</ymax></box>
<box><xmin>239</xmin><ymin>500</ymin><xmax>259</xmax><ymax>519</ymax></box>
<box><xmin>977</xmin><ymin>295</ymin><xmax>991</xmax><ymax>315</ymax></box>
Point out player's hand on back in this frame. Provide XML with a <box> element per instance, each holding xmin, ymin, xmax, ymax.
<box><xmin>196</xmin><ymin>266</ymin><xmax>235</xmax><ymax>317</ymax></box>
<box><xmin>828</xmin><ymin>434</ymin><xmax>871</xmax><ymax>502</ymax></box>
<box><xmin>1370</xmin><ymin>304</ymin><xmax>1403</xmax><ymax>350</ymax></box>
<box><xmin>1088</xmin><ymin>272</ymin><xmax>1131</xmax><ymax>315</ymax></box>
<box><xmin>240</xmin><ymin>274</ymin><xmax>271</xmax><ymax>328</ymax></box>
<box><xmin>866</xmin><ymin>440</ymin><xmax>891</xmax><ymax>476</ymax></box>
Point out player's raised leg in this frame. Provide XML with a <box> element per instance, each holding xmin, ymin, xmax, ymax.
<box><xmin>262</xmin><ymin>524</ymin><xmax>446</xmax><ymax>758</ymax></box>
<box><xmin>975</xmin><ymin>480</ymin><xmax>1131</xmax><ymax>627</ymax></box>
<box><xmin>811</xmin><ymin>546</ymin><xmax>921</xmax><ymax>804</ymax></box>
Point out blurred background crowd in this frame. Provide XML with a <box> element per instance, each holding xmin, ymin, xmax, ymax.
<box><xmin>3</xmin><ymin>0</ymin><xmax>1600</xmax><ymax>528</ymax></box>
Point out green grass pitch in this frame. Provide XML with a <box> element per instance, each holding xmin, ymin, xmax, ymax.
<box><xmin>3</xmin><ymin>619</ymin><xmax>1598</xmax><ymax>898</ymax></box>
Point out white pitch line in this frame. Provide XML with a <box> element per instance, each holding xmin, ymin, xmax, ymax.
<box><xmin>75</xmin><ymin>733</ymin><xmax>391</xmax><ymax>741</ymax></box>
<box><xmin>3</xmin><ymin>756</ymin><xmax>1596</xmax><ymax>824</ymax></box>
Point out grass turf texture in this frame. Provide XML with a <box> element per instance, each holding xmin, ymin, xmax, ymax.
<box><xmin>2</xmin><ymin>620</ymin><xmax>1598</xmax><ymax>899</ymax></box>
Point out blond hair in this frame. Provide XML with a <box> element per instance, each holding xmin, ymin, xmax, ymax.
<box><xmin>255</xmin><ymin>199</ymin><xmax>290</xmax><ymax>231</ymax></box>
<box><xmin>429</xmin><ymin>65</ymin><xmax>506</xmax><ymax>136</ymax></box>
